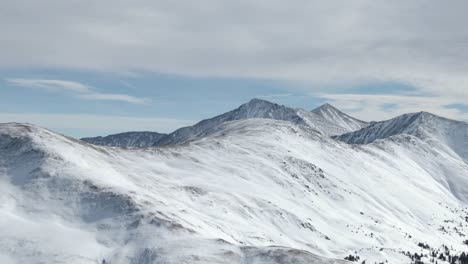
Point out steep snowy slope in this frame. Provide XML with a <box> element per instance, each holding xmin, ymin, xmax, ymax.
<box><xmin>336</xmin><ymin>112</ymin><xmax>468</xmax><ymax>162</ymax></box>
<box><xmin>81</xmin><ymin>131</ymin><xmax>167</xmax><ymax>147</ymax></box>
<box><xmin>1</xmin><ymin>121</ymin><xmax>468</xmax><ymax>264</ymax></box>
<box><xmin>311</xmin><ymin>103</ymin><xmax>368</xmax><ymax>132</ymax></box>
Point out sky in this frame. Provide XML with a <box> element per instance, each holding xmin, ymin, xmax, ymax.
<box><xmin>1</xmin><ymin>0</ymin><xmax>468</xmax><ymax>137</ymax></box>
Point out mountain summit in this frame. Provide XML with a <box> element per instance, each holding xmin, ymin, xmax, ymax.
<box><xmin>311</xmin><ymin>103</ymin><xmax>368</xmax><ymax>132</ymax></box>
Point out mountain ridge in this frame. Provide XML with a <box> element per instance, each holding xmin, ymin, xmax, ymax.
<box><xmin>153</xmin><ymin>98</ymin><xmax>357</xmax><ymax>146</ymax></box>
<box><xmin>80</xmin><ymin>99</ymin><xmax>366</xmax><ymax>147</ymax></box>
<box><xmin>336</xmin><ymin>111</ymin><xmax>468</xmax><ymax>162</ymax></box>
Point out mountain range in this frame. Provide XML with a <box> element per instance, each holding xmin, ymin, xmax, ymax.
<box><xmin>1</xmin><ymin>99</ymin><xmax>468</xmax><ymax>264</ymax></box>
<box><xmin>82</xmin><ymin>99</ymin><xmax>368</xmax><ymax>147</ymax></box>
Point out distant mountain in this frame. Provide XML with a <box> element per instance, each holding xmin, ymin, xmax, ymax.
<box><xmin>81</xmin><ymin>99</ymin><xmax>364</xmax><ymax>148</ymax></box>
<box><xmin>311</xmin><ymin>103</ymin><xmax>368</xmax><ymax>132</ymax></box>
<box><xmin>336</xmin><ymin>111</ymin><xmax>468</xmax><ymax>162</ymax></box>
<box><xmin>153</xmin><ymin>99</ymin><xmax>354</xmax><ymax>146</ymax></box>
<box><xmin>81</xmin><ymin>131</ymin><xmax>167</xmax><ymax>147</ymax></box>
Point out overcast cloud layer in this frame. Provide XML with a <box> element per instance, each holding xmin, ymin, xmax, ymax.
<box><xmin>1</xmin><ymin>0</ymin><xmax>468</xmax><ymax>124</ymax></box>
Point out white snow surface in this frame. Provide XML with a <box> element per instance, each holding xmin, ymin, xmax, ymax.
<box><xmin>1</xmin><ymin>118</ymin><xmax>468</xmax><ymax>264</ymax></box>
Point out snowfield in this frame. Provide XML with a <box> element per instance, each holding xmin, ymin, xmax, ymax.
<box><xmin>1</xmin><ymin>101</ymin><xmax>468</xmax><ymax>264</ymax></box>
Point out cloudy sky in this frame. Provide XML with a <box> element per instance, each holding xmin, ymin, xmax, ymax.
<box><xmin>1</xmin><ymin>0</ymin><xmax>468</xmax><ymax>137</ymax></box>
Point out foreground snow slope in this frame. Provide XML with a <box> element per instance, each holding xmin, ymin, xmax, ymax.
<box><xmin>1</xmin><ymin>120</ymin><xmax>468</xmax><ymax>264</ymax></box>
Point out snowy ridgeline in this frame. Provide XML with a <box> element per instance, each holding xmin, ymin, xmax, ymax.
<box><xmin>81</xmin><ymin>99</ymin><xmax>369</xmax><ymax>147</ymax></box>
<box><xmin>1</xmin><ymin>99</ymin><xmax>468</xmax><ymax>264</ymax></box>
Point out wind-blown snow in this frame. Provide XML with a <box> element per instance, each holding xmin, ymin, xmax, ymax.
<box><xmin>1</xmin><ymin>117</ymin><xmax>468</xmax><ymax>263</ymax></box>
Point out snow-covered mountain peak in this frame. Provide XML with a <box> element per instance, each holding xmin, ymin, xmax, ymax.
<box><xmin>151</xmin><ymin>99</ymin><xmax>359</xmax><ymax>146</ymax></box>
<box><xmin>242</xmin><ymin>98</ymin><xmax>277</xmax><ymax>108</ymax></box>
<box><xmin>336</xmin><ymin>111</ymin><xmax>455</xmax><ymax>143</ymax></box>
<box><xmin>336</xmin><ymin>111</ymin><xmax>468</xmax><ymax>162</ymax></box>
<box><xmin>311</xmin><ymin>103</ymin><xmax>368</xmax><ymax>132</ymax></box>
<box><xmin>314</xmin><ymin>103</ymin><xmax>337</xmax><ymax>111</ymax></box>
<box><xmin>231</xmin><ymin>98</ymin><xmax>300</xmax><ymax>120</ymax></box>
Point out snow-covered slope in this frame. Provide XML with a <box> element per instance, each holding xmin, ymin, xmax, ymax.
<box><xmin>311</xmin><ymin>103</ymin><xmax>368</xmax><ymax>132</ymax></box>
<box><xmin>1</xmin><ymin>120</ymin><xmax>468</xmax><ymax>264</ymax></box>
<box><xmin>81</xmin><ymin>131</ymin><xmax>167</xmax><ymax>147</ymax></box>
<box><xmin>336</xmin><ymin>112</ymin><xmax>468</xmax><ymax>162</ymax></box>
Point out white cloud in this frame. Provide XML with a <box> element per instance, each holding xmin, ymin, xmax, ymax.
<box><xmin>2</xmin><ymin>0</ymin><xmax>468</xmax><ymax>122</ymax></box>
<box><xmin>6</xmin><ymin>79</ymin><xmax>91</xmax><ymax>93</ymax></box>
<box><xmin>0</xmin><ymin>112</ymin><xmax>194</xmax><ymax>137</ymax></box>
<box><xmin>1</xmin><ymin>0</ymin><xmax>468</xmax><ymax>100</ymax></box>
<box><xmin>77</xmin><ymin>93</ymin><xmax>148</xmax><ymax>104</ymax></box>
<box><xmin>6</xmin><ymin>78</ymin><xmax>148</xmax><ymax>104</ymax></box>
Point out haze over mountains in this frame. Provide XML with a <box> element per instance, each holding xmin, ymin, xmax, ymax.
<box><xmin>1</xmin><ymin>99</ymin><xmax>468</xmax><ymax>264</ymax></box>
